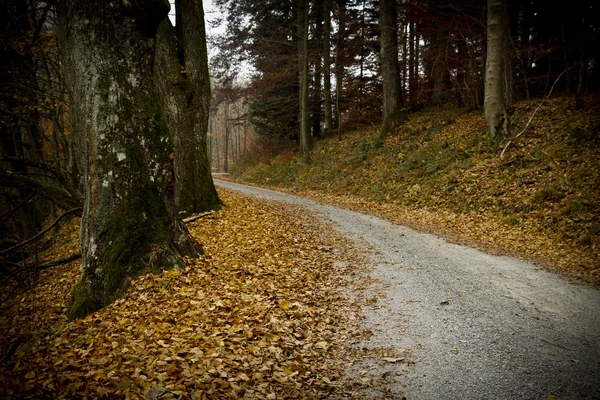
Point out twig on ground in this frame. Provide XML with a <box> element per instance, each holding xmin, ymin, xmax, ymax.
<box><xmin>183</xmin><ymin>211</ymin><xmax>215</xmax><ymax>223</ymax></box>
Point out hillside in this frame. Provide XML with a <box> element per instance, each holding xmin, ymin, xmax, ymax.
<box><xmin>231</xmin><ymin>94</ymin><xmax>600</xmax><ymax>284</ymax></box>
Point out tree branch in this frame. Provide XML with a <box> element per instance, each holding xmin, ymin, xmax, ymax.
<box><xmin>38</xmin><ymin>252</ymin><xmax>81</xmax><ymax>270</ymax></box>
<box><xmin>500</xmin><ymin>68</ymin><xmax>569</xmax><ymax>158</ymax></box>
<box><xmin>0</xmin><ymin>207</ymin><xmax>82</xmax><ymax>256</ymax></box>
<box><xmin>2</xmin><ymin>173</ymin><xmax>82</xmax><ymax>210</ymax></box>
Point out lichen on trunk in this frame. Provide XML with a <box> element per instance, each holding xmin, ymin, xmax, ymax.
<box><xmin>58</xmin><ymin>0</ymin><xmax>203</xmax><ymax>320</ymax></box>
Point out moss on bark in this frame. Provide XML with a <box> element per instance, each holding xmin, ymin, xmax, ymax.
<box><xmin>59</xmin><ymin>0</ymin><xmax>202</xmax><ymax>321</ymax></box>
<box><xmin>68</xmin><ymin>280</ymin><xmax>99</xmax><ymax>321</ymax></box>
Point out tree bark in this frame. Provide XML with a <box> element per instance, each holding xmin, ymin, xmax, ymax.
<box><xmin>154</xmin><ymin>0</ymin><xmax>220</xmax><ymax>215</ymax></box>
<box><xmin>484</xmin><ymin>0</ymin><xmax>508</xmax><ymax>140</ymax></box>
<box><xmin>58</xmin><ymin>0</ymin><xmax>203</xmax><ymax>320</ymax></box>
<box><xmin>224</xmin><ymin>102</ymin><xmax>229</xmax><ymax>173</ymax></box>
<box><xmin>335</xmin><ymin>0</ymin><xmax>346</xmax><ymax>134</ymax></box>
<box><xmin>311</xmin><ymin>3</ymin><xmax>323</xmax><ymax>139</ymax></box>
<box><xmin>378</xmin><ymin>0</ymin><xmax>406</xmax><ymax>141</ymax></box>
<box><xmin>298</xmin><ymin>0</ymin><xmax>312</xmax><ymax>160</ymax></box>
<box><xmin>323</xmin><ymin>0</ymin><xmax>333</xmax><ymax>136</ymax></box>
<box><xmin>408</xmin><ymin>20</ymin><xmax>416</xmax><ymax>103</ymax></box>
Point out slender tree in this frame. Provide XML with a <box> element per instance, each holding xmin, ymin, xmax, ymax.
<box><xmin>298</xmin><ymin>0</ymin><xmax>312</xmax><ymax>159</ymax></box>
<box><xmin>58</xmin><ymin>0</ymin><xmax>203</xmax><ymax>320</ymax></box>
<box><xmin>335</xmin><ymin>0</ymin><xmax>347</xmax><ymax>135</ymax></box>
<box><xmin>323</xmin><ymin>0</ymin><xmax>333</xmax><ymax>135</ymax></box>
<box><xmin>311</xmin><ymin>2</ymin><xmax>323</xmax><ymax>138</ymax></box>
<box><xmin>484</xmin><ymin>0</ymin><xmax>508</xmax><ymax>140</ymax></box>
<box><xmin>378</xmin><ymin>0</ymin><xmax>406</xmax><ymax>141</ymax></box>
<box><xmin>224</xmin><ymin>100</ymin><xmax>230</xmax><ymax>173</ymax></box>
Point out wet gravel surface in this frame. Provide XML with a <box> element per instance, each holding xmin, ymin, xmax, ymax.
<box><xmin>214</xmin><ymin>179</ymin><xmax>600</xmax><ymax>399</ymax></box>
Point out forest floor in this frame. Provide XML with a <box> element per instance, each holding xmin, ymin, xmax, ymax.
<box><xmin>3</xmin><ymin>182</ymin><xmax>599</xmax><ymax>399</ymax></box>
<box><xmin>0</xmin><ymin>190</ymin><xmax>387</xmax><ymax>399</ymax></box>
<box><xmin>231</xmin><ymin>94</ymin><xmax>600</xmax><ymax>286</ymax></box>
<box><xmin>213</xmin><ymin>179</ymin><xmax>600</xmax><ymax>399</ymax></box>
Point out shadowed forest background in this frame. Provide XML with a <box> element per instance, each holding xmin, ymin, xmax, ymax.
<box><xmin>0</xmin><ymin>0</ymin><xmax>599</xmax><ymax>397</ymax></box>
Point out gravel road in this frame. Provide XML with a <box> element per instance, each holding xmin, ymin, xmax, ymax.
<box><xmin>214</xmin><ymin>179</ymin><xmax>600</xmax><ymax>400</ymax></box>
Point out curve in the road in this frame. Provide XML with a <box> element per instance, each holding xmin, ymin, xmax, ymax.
<box><xmin>214</xmin><ymin>179</ymin><xmax>600</xmax><ymax>400</ymax></box>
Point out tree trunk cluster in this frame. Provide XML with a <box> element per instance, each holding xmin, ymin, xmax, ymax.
<box><xmin>57</xmin><ymin>0</ymin><xmax>214</xmax><ymax>319</ymax></box>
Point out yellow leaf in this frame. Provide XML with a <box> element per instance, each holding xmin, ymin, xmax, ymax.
<box><xmin>279</xmin><ymin>300</ymin><xmax>290</xmax><ymax>310</ymax></box>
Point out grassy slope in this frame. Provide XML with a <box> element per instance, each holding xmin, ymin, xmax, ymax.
<box><xmin>232</xmin><ymin>94</ymin><xmax>600</xmax><ymax>284</ymax></box>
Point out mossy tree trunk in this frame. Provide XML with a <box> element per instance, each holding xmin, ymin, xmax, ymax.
<box><xmin>58</xmin><ymin>0</ymin><xmax>203</xmax><ymax>320</ymax></box>
<box><xmin>378</xmin><ymin>0</ymin><xmax>406</xmax><ymax>143</ymax></box>
<box><xmin>154</xmin><ymin>0</ymin><xmax>220</xmax><ymax>215</ymax></box>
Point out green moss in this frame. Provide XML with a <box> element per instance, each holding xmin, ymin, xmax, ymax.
<box><xmin>68</xmin><ymin>280</ymin><xmax>99</xmax><ymax>321</ymax></box>
<box><xmin>97</xmin><ymin>181</ymin><xmax>176</xmax><ymax>306</ymax></box>
<box><xmin>79</xmin><ymin>75</ymin><xmax>184</xmax><ymax>316</ymax></box>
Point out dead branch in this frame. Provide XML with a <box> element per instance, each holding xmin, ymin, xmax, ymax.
<box><xmin>0</xmin><ymin>207</ymin><xmax>82</xmax><ymax>256</ymax></box>
<box><xmin>2</xmin><ymin>173</ymin><xmax>82</xmax><ymax>210</ymax></box>
<box><xmin>183</xmin><ymin>211</ymin><xmax>215</xmax><ymax>223</ymax></box>
<box><xmin>0</xmin><ymin>193</ymin><xmax>38</xmax><ymax>223</ymax></box>
<box><xmin>1</xmin><ymin>335</ymin><xmax>24</xmax><ymax>363</ymax></box>
<box><xmin>500</xmin><ymin>68</ymin><xmax>568</xmax><ymax>158</ymax></box>
<box><xmin>38</xmin><ymin>252</ymin><xmax>81</xmax><ymax>270</ymax></box>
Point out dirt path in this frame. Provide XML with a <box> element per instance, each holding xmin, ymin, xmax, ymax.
<box><xmin>214</xmin><ymin>179</ymin><xmax>600</xmax><ymax>399</ymax></box>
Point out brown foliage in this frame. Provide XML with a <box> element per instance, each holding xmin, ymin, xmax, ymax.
<box><xmin>0</xmin><ymin>190</ymin><xmax>375</xmax><ymax>398</ymax></box>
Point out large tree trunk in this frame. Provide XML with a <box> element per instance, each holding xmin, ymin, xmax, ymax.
<box><xmin>154</xmin><ymin>1</ymin><xmax>219</xmax><ymax>215</ymax></box>
<box><xmin>298</xmin><ymin>0</ymin><xmax>312</xmax><ymax>159</ymax></box>
<box><xmin>323</xmin><ymin>0</ymin><xmax>333</xmax><ymax>136</ymax></box>
<box><xmin>58</xmin><ymin>0</ymin><xmax>203</xmax><ymax>320</ymax></box>
<box><xmin>484</xmin><ymin>0</ymin><xmax>508</xmax><ymax>140</ymax></box>
<box><xmin>174</xmin><ymin>0</ymin><xmax>219</xmax><ymax>213</ymax></box>
<box><xmin>378</xmin><ymin>0</ymin><xmax>406</xmax><ymax>141</ymax></box>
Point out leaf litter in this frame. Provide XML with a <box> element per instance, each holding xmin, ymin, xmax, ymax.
<box><xmin>0</xmin><ymin>189</ymin><xmax>412</xmax><ymax>399</ymax></box>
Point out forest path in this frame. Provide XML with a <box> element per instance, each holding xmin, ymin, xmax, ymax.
<box><xmin>213</xmin><ymin>179</ymin><xmax>600</xmax><ymax>399</ymax></box>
